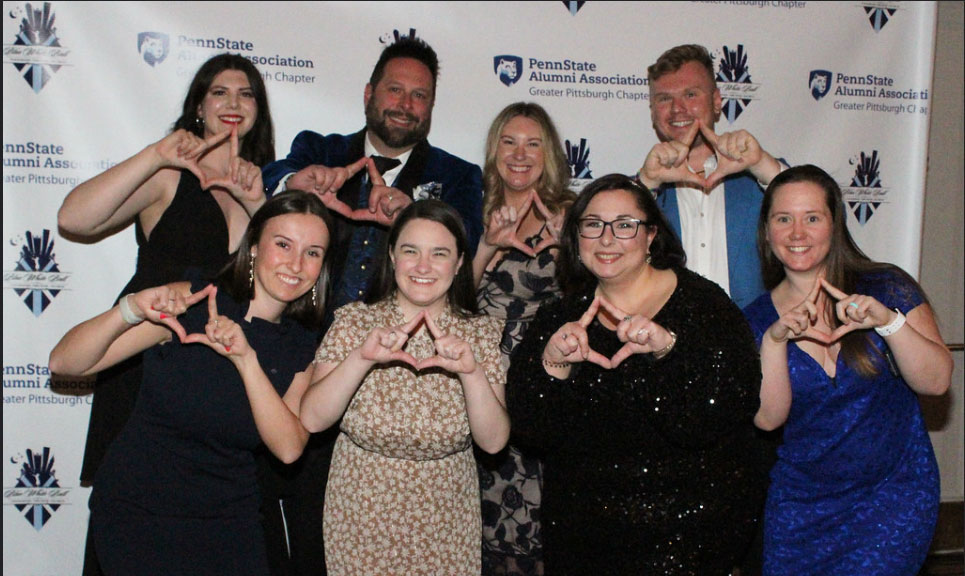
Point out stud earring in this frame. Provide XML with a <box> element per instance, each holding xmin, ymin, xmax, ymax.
<box><xmin>248</xmin><ymin>253</ymin><xmax>255</xmax><ymax>290</ymax></box>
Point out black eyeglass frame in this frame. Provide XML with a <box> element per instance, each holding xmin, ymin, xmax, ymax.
<box><xmin>577</xmin><ymin>217</ymin><xmax>651</xmax><ymax>239</ymax></box>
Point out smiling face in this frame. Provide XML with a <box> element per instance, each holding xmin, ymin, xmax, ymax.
<box><xmin>251</xmin><ymin>213</ymin><xmax>329</xmax><ymax>318</ymax></box>
<box><xmin>197</xmin><ymin>69</ymin><xmax>257</xmax><ymax>139</ymax></box>
<box><xmin>765</xmin><ymin>181</ymin><xmax>833</xmax><ymax>276</ymax></box>
<box><xmin>577</xmin><ymin>189</ymin><xmax>655</xmax><ymax>285</ymax></box>
<box><xmin>496</xmin><ymin>115</ymin><xmax>545</xmax><ymax>194</ymax></box>
<box><xmin>390</xmin><ymin>218</ymin><xmax>462</xmax><ymax>317</ymax></box>
<box><xmin>649</xmin><ymin>60</ymin><xmax>721</xmax><ymax>144</ymax></box>
<box><xmin>364</xmin><ymin>57</ymin><xmax>434</xmax><ymax>155</ymax></box>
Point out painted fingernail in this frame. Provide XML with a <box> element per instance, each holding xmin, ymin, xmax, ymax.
<box><xmin>159</xmin><ymin>313</ymin><xmax>168</xmax><ymax>319</ymax></box>
<box><xmin>225</xmin><ymin>346</ymin><xmax>231</xmax><ymax>352</ymax></box>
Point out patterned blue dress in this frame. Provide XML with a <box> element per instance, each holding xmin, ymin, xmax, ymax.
<box><xmin>742</xmin><ymin>270</ymin><xmax>939</xmax><ymax>576</ymax></box>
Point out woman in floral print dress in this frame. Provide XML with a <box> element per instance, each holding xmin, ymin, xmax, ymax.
<box><xmin>301</xmin><ymin>200</ymin><xmax>509</xmax><ymax>575</ymax></box>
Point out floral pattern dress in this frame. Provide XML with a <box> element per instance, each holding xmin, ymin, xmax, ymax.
<box><xmin>315</xmin><ymin>298</ymin><xmax>505</xmax><ymax>576</ymax></box>
<box><xmin>476</xmin><ymin>227</ymin><xmax>560</xmax><ymax>576</ymax></box>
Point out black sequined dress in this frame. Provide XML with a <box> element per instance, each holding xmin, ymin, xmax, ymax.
<box><xmin>507</xmin><ymin>268</ymin><xmax>765</xmax><ymax>575</ymax></box>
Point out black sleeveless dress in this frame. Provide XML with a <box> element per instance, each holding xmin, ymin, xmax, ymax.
<box><xmin>79</xmin><ymin>170</ymin><xmax>230</xmax><ymax>482</ymax></box>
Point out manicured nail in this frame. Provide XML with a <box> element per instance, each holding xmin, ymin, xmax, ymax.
<box><xmin>159</xmin><ymin>313</ymin><xmax>168</xmax><ymax>319</ymax></box>
<box><xmin>224</xmin><ymin>346</ymin><xmax>231</xmax><ymax>352</ymax></box>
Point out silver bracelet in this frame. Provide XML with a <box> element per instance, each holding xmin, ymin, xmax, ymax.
<box><xmin>118</xmin><ymin>294</ymin><xmax>144</xmax><ymax>325</ymax></box>
<box><xmin>652</xmin><ymin>330</ymin><xmax>677</xmax><ymax>360</ymax></box>
<box><xmin>874</xmin><ymin>309</ymin><xmax>906</xmax><ymax>337</ymax></box>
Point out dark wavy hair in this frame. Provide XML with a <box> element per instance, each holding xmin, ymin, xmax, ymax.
<box><xmin>758</xmin><ymin>164</ymin><xmax>926</xmax><ymax>377</ymax></box>
<box><xmin>557</xmin><ymin>174</ymin><xmax>686</xmax><ymax>297</ymax></box>
<box><xmin>219</xmin><ymin>190</ymin><xmax>334</xmax><ymax>329</ymax></box>
<box><xmin>366</xmin><ymin>200</ymin><xmax>477</xmax><ymax>316</ymax></box>
<box><xmin>482</xmin><ymin>102</ymin><xmax>575</xmax><ymax>221</ymax></box>
<box><xmin>369</xmin><ymin>36</ymin><xmax>439</xmax><ymax>97</ymax></box>
<box><xmin>173</xmin><ymin>53</ymin><xmax>275</xmax><ymax>167</ymax></box>
<box><xmin>647</xmin><ymin>44</ymin><xmax>715</xmax><ymax>85</ymax></box>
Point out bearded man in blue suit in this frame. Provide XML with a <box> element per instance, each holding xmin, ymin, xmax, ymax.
<box><xmin>264</xmin><ymin>36</ymin><xmax>482</xmax><ymax>312</ymax></box>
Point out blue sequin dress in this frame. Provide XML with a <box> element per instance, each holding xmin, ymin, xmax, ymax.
<box><xmin>742</xmin><ymin>270</ymin><xmax>939</xmax><ymax>576</ymax></box>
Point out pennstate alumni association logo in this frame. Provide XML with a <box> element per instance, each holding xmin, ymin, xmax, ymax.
<box><xmin>137</xmin><ymin>31</ymin><xmax>169</xmax><ymax>67</ymax></box>
<box><xmin>6</xmin><ymin>447</ymin><xmax>70</xmax><ymax>531</ymax></box>
<box><xmin>863</xmin><ymin>3</ymin><xmax>898</xmax><ymax>32</ymax></box>
<box><xmin>842</xmin><ymin>150</ymin><xmax>887</xmax><ymax>225</ymax></box>
<box><xmin>714</xmin><ymin>44</ymin><xmax>758</xmax><ymax>124</ymax></box>
<box><xmin>809</xmin><ymin>70</ymin><xmax>832</xmax><ymax>101</ymax></box>
<box><xmin>4</xmin><ymin>229</ymin><xmax>69</xmax><ymax>317</ymax></box>
<box><xmin>5</xmin><ymin>2</ymin><xmax>70</xmax><ymax>93</ymax></box>
<box><xmin>493</xmin><ymin>55</ymin><xmax>523</xmax><ymax>87</ymax></box>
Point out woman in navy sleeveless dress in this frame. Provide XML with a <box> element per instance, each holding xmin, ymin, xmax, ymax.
<box><xmin>50</xmin><ymin>192</ymin><xmax>332</xmax><ymax>576</ymax></box>
<box><xmin>744</xmin><ymin>165</ymin><xmax>951</xmax><ymax>575</ymax></box>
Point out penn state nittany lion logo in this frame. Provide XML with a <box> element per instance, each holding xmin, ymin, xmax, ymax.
<box><xmin>137</xmin><ymin>32</ymin><xmax>169</xmax><ymax>67</ymax></box>
<box><xmin>809</xmin><ymin>70</ymin><xmax>832</xmax><ymax>101</ymax></box>
<box><xmin>493</xmin><ymin>55</ymin><xmax>522</xmax><ymax>87</ymax></box>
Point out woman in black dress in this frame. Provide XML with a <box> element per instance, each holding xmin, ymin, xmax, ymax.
<box><xmin>50</xmin><ymin>191</ymin><xmax>330</xmax><ymax>576</ymax></box>
<box><xmin>507</xmin><ymin>174</ymin><xmax>765</xmax><ymax>574</ymax></box>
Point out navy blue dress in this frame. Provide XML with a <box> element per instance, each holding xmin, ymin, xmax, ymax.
<box><xmin>743</xmin><ymin>270</ymin><xmax>939</xmax><ymax>575</ymax></box>
<box><xmin>89</xmin><ymin>278</ymin><xmax>316</xmax><ymax>576</ymax></box>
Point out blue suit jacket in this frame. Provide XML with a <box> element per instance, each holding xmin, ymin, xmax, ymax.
<box><xmin>655</xmin><ymin>173</ymin><xmax>766</xmax><ymax>309</ymax></box>
<box><xmin>263</xmin><ymin>129</ymin><xmax>483</xmax><ymax>313</ymax></box>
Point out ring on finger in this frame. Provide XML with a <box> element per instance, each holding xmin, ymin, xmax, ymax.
<box><xmin>636</xmin><ymin>328</ymin><xmax>649</xmax><ymax>337</ymax></box>
<box><xmin>623</xmin><ymin>315</ymin><xmax>632</xmax><ymax>322</ymax></box>
<box><xmin>847</xmin><ymin>302</ymin><xmax>859</xmax><ymax>310</ymax></box>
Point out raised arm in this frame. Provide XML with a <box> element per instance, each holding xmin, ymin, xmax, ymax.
<box><xmin>820</xmin><ymin>278</ymin><xmax>952</xmax><ymax>396</ymax></box>
<box><xmin>299</xmin><ymin>312</ymin><xmax>421</xmax><ymax>433</ymax></box>
<box><xmin>48</xmin><ymin>281</ymin><xmax>201</xmax><ymax>376</ymax></box>
<box><xmin>182</xmin><ymin>289</ymin><xmax>311</xmax><ymax>463</ymax></box>
<box><xmin>58</xmin><ymin>130</ymin><xmax>224</xmax><ymax>237</ymax></box>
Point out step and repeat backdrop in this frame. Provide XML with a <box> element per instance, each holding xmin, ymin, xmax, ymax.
<box><xmin>3</xmin><ymin>2</ymin><xmax>936</xmax><ymax>573</ymax></box>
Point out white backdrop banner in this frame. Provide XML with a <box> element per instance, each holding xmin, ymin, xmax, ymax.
<box><xmin>2</xmin><ymin>1</ymin><xmax>935</xmax><ymax>574</ymax></box>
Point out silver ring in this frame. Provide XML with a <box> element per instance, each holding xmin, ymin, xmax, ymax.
<box><xmin>623</xmin><ymin>315</ymin><xmax>632</xmax><ymax>322</ymax></box>
<box><xmin>636</xmin><ymin>328</ymin><xmax>649</xmax><ymax>337</ymax></box>
<box><xmin>212</xmin><ymin>319</ymin><xmax>220</xmax><ymax>327</ymax></box>
<box><xmin>387</xmin><ymin>194</ymin><xmax>394</xmax><ymax>203</ymax></box>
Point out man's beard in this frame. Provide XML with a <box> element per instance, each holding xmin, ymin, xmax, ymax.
<box><xmin>365</xmin><ymin>98</ymin><xmax>431</xmax><ymax>150</ymax></box>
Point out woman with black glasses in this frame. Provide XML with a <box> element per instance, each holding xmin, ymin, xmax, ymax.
<box><xmin>506</xmin><ymin>174</ymin><xmax>765</xmax><ymax>574</ymax></box>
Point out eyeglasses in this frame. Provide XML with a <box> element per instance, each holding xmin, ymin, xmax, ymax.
<box><xmin>577</xmin><ymin>218</ymin><xmax>649</xmax><ymax>239</ymax></box>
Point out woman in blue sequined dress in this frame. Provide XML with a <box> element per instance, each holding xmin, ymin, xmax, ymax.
<box><xmin>743</xmin><ymin>165</ymin><xmax>951</xmax><ymax>575</ymax></box>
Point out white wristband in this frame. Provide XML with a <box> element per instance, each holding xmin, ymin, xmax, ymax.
<box><xmin>874</xmin><ymin>309</ymin><xmax>905</xmax><ymax>337</ymax></box>
<box><xmin>118</xmin><ymin>294</ymin><xmax>144</xmax><ymax>325</ymax></box>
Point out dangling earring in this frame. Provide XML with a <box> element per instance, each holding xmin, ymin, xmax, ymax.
<box><xmin>248</xmin><ymin>253</ymin><xmax>255</xmax><ymax>290</ymax></box>
<box><xmin>646</xmin><ymin>253</ymin><xmax>652</xmax><ymax>264</ymax></box>
<box><xmin>312</xmin><ymin>284</ymin><xmax>318</xmax><ymax>307</ymax></box>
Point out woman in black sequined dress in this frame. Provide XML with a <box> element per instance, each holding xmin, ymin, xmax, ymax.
<box><xmin>507</xmin><ymin>174</ymin><xmax>765</xmax><ymax>574</ymax></box>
